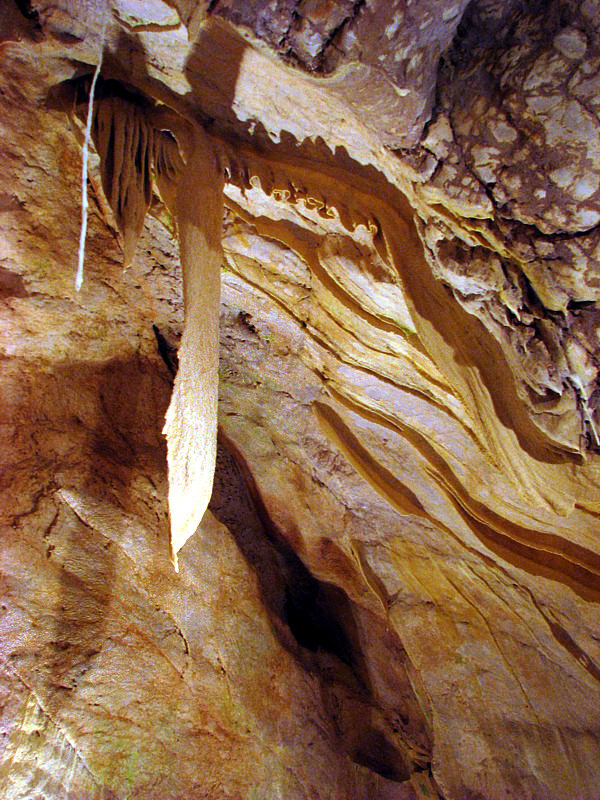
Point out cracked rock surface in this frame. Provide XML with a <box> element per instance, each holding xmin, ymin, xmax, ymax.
<box><xmin>1</xmin><ymin>1</ymin><xmax>600</xmax><ymax>799</ymax></box>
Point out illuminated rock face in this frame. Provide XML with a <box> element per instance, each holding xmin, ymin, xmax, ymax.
<box><xmin>1</xmin><ymin>2</ymin><xmax>599</xmax><ymax>799</ymax></box>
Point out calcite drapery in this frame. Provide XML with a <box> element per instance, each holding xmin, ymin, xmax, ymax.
<box><xmin>164</xmin><ymin>129</ymin><xmax>224</xmax><ymax>563</ymax></box>
<box><xmin>1</xmin><ymin>1</ymin><xmax>600</xmax><ymax>799</ymax></box>
<box><xmin>71</xmin><ymin>76</ymin><xmax>224</xmax><ymax>562</ymax></box>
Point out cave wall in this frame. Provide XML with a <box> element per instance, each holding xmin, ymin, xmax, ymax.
<box><xmin>1</xmin><ymin>1</ymin><xmax>600</xmax><ymax>799</ymax></box>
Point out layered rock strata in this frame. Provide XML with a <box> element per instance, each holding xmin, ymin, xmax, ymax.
<box><xmin>1</xmin><ymin>1</ymin><xmax>599</xmax><ymax>799</ymax></box>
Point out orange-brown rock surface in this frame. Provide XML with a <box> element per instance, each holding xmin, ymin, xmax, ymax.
<box><xmin>1</xmin><ymin>1</ymin><xmax>599</xmax><ymax>799</ymax></box>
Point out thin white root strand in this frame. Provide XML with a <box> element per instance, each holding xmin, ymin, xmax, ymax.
<box><xmin>75</xmin><ymin>34</ymin><xmax>105</xmax><ymax>291</ymax></box>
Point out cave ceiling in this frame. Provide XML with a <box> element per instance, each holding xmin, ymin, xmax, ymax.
<box><xmin>1</xmin><ymin>1</ymin><xmax>600</xmax><ymax>799</ymax></box>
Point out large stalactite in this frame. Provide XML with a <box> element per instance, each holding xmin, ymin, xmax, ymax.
<box><xmin>1</xmin><ymin>1</ymin><xmax>600</xmax><ymax>799</ymax></box>
<box><xmin>165</xmin><ymin>129</ymin><xmax>224</xmax><ymax>562</ymax></box>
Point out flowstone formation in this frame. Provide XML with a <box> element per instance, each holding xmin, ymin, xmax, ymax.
<box><xmin>1</xmin><ymin>1</ymin><xmax>599</xmax><ymax>799</ymax></box>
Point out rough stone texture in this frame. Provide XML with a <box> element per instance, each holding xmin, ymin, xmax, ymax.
<box><xmin>210</xmin><ymin>0</ymin><xmax>471</xmax><ymax>148</ymax></box>
<box><xmin>406</xmin><ymin>0</ymin><xmax>600</xmax><ymax>451</ymax></box>
<box><xmin>1</xmin><ymin>1</ymin><xmax>600</xmax><ymax>799</ymax></box>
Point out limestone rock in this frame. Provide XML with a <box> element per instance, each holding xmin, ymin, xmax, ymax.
<box><xmin>409</xmin><ymin>0</ymin><xmax>600</xmax><ymax>451</ymax></box>
<box><xmin>1</xmin><ymin>2</ymin><xmax>600</xmax><ymax>799</ymax></box>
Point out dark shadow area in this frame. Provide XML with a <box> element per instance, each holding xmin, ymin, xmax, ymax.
<box><xmin>182</xmin><ymin>18</ymin><xmax>247</xmax><ymax>135</ymax></box>
<box><xmin>43</xmin><ymin>350</ymin><xmax>172</xmax><ymax>714</ymax></box>
<box><xmin>0</xmin><ymin>265</ymin><xmax>28</xmax><ymax>299</ymax></box>
<box><xmin>0</xmin><ymin>1</ymin><xmax>35</xmax><ymax>43</ymax></box>
<box><xmin>210</xmin><ymin>431</ymin><xmax>420</xmax><ymax>783</ymax></box>
<box><xmin>352</xmin><ymin>726</ymin><xmax>412</xmax><ymax>782</ymax></box>
<box><xmin>12</xmin><ymin>0</ymin><xmax>39</xmax><ymax>21</ymax></box>
<box><xmin>152</xmin><ymin>324</ymin><xmax>179</xmax><ymax>377</ymax></box>
<box><xmin>210</xmin><ymin>431</ymin><xmax>355</xmax><ymax>668</ymax></box>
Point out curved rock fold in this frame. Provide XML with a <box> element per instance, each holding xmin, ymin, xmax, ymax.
<box><xmin>1</xmin><ymin>1</ymin><xmax>599</xmax><ymax>799</ymax></box>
